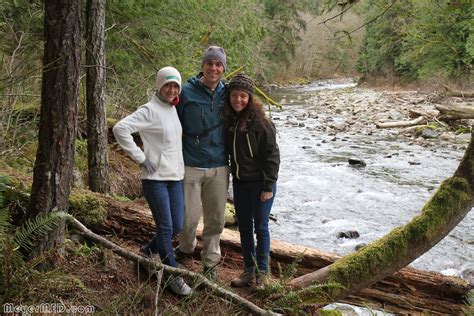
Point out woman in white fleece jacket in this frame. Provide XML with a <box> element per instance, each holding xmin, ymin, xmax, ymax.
<box><xmin>113</xmin><ymin>66</ymin><xmax>191</xmax><ymax>296</ymax></box>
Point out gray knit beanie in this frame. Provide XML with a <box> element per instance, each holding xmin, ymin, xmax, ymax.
<box><xmin>202</xmin><ymin>46</ymin><xmax>227</xmax><ymax>71</ymax></box>
<box><xmin>228</xmin><ymin>72</ymin><xmax>254</xmax><ymax>96</ymax></box>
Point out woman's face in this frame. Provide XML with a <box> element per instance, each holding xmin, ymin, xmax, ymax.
<box><xmin>159</xmin><ymin>82</ymin><xmax>180</xmax><ymax>104</ymax></box>
<box><xmin>230</xmin><ymin>90</ymin><xmax>249</xmax><ymax>113</ymax></box>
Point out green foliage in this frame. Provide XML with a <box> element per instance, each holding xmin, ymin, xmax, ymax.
<box><xmin>13</xmin><ymin>211</ymin><xmax>62</xmax><ymax>252</ymax></box>
<box><xmin>0</xmin><ymin>188</ymin><xmax>83</xmax><ymax>304</ymax></box>
<box><xmin>74</xmin><ymin>139</ymin><xmax>89</xmax><ymax>172</ymax></box>
<box><xmin>357</xmin><ymin>0</ymin><xmax>474</xmax><ymax>81</ymax></box>
<box><xmin>464</xmin><ymin>289</ymin><xmax>474</xmax><ymax>315</ymax></box>
<box><xmin>105</xmin><ymin>0</ymin><xmax>267</xmax><ymax>108</ymax></box>
<box><xmin>74</xmin><ymin>242</ymin><xmax>101</xmax><ymax>257</ymax></box>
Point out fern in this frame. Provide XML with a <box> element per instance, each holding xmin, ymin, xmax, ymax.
<box><xmin>0</xmin><ymin>208</ymin><xmax>12</xmax><ymax>240</ymax></box>
<box><xmin>464</xmin><ymin>289</ymin><xmax>474</xmax><ymax>315</ymax></box>
<box><xmin>13</xmin><ymin>212</ymin><xmax>62</xmax><ymax>252</ymax></box>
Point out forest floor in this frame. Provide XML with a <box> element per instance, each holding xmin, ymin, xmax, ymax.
<box><xmin>54</xmin><ymin>233</ymin><xmax>280</xmax><ymax>315</ymax></box>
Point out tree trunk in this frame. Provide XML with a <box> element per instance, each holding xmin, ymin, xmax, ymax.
<box><xmin>288</xmin><ymin>132</ymin><xmax>474</xmax><ymax>306</ymax></box>
<box><xmin>28</xmin><ymin>0</ymin><xmax>82</xmax><ymax>251</ymax></box>
<box><xmin>86</xmin><ymin>0</ymin><xmax>109</xmax><ymax>193</ymax></box>
<box><xmin>435</xmin><ymin>103</ymin><xmax>474</xmax><ymax>120</ymax></box>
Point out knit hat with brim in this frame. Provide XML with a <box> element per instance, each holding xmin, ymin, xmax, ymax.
<box><xmin>202</xmin><ymin>46</ymin><xmax>227</xmax><ymax>71</ymax></box>
<box><xmin>228</xmin><ymin>72</ymin><xmax>254</xmax><ymax>96</ymax></box>
<box><xmin>156</xmin><ymin>66</ymin><xmax>182</xmax><ymax>93</ymax></box>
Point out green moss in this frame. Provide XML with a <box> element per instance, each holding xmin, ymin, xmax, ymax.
<box><xmin>224</xmin><ymin>202</ymin><xmax>236</xmax><ymax>226</ymax></box>
<box><xmin>325</xmin><ymin>177</ymin><xmax>471</xmax><ymax>296</ymax></box>
<box><xmin>455</xmin><ymin>126</ymin><xmax>471</xmax><ymax>135</ymax></box>
<box><xmin>320</xmin><ymin>310</ymin><xmax>342</xmax><ymax>316</ymax></box>
<box><xmin>69</xmin><ymin>192</ymin><xmax>107</xmax><ymax>229</ymax></box>
<box><xmin>107</xmin><ymin>117</ymin><xmax>119</xmax><ymax>128</ymax></box>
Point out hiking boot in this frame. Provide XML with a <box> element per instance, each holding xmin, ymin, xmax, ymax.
<box><xmin>167</xmin><ymin>276</ymin><xmax>193</xmax><ymax>296</ymax></box>
<box><xmin>203</xmin><ymin>265</ymin><xmax>219</xmax><ymax>281</ymax></box>
<box><xmin>174</xmin><ymin>246</ymin><xmax>192</xmax><ymax>263</ymax></box>
<box><xmin>230</xmin><ymin>271</ymin><xmax>256</xmax><ymax>287</ymax></box>
<box><xmin>255</xmin><ymin>272</ymin><xmax>273</xmax><ymax>289</ymax></box>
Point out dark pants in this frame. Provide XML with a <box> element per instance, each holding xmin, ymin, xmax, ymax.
<box><xmin>142</xmin><ymin>179</ymin><xmax>184</xmax><ymax>267</ymax></box>
<box><xmin>233</xmin><ymin>180</ymin><xmax>276</xmax><ymax>273</ymax></box>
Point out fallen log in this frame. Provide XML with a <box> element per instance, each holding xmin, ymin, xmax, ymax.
<box><xmin>444</xmin><ymin>85</ymin><xmax>474</xmax><ymax>98</ymax></box>
<box><xmin>408</xmin><ymin>108</ymin><xmax>440</xmax><ymax>119</ymax></box>
<box><xmin>84</xmin><ymin>194</ymin><xmax>472</xmax><ymax>314</ymax></box>
<box><xmin>435</xmin><ymin>103</ymin><xmax>474</xmax><ymax>120</ymax></box>
<box><xmin>375</xmin><ymin>116</ymin><xmax>426</xmax><ymax>128</ymax></box>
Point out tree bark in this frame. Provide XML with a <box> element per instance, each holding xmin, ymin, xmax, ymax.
<box><xmin>435</xmin><ymin>103</ymin><xmax>474</xmax><ymax>120</ymax></box>
<box><xmin>288</xmin><ymin>131</ymin><xmax>474</xmax><ymax>307</ymax></box>
<box><xmin>29</xmin><ymin>0</ymin><xmax>82</xmax><ymax>251</ymax></box>
<box><xmin>86</xmin><ymin>0</ymin><xmax>109</xmax><ymax>193</ymax></box>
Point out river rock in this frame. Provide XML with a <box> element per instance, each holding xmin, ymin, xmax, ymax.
<box><xmin>355</xmin><ymin>243</ymin><xmax>367</xmax><ymax>251</ymax></box>
<box><xmin>461</xmin><ymin>268</ymin><xmax>474</xmax><ymax>285</ymax></box>
<box><xmin>348</xmin><ymin>158</ymin><xmax>366</xmax><ymax>166</ymax></box>
<box><xmin>421</xmin><ymin>128</ymin><xmax>440</xmax><ymax>139</ymax></box>
<box><xmin>337</xmin><ymin>231</ymin><xmax>360</xmax><ymax>239</ymax></box>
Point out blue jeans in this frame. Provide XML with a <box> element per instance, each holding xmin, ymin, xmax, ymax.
<box><xmin>142</xmin><ymin>180</ymin><xmax>184</xmax><ymax>267</ymax></box>
<box><xmin>233</xmin><ymin>180</ymin><xmax>276</xmax><ymax>273</ymax></box>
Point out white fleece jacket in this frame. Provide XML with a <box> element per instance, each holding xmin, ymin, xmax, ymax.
<box><xmin>113</xmin><ymin>94</ymin><xmax>184</xmax><ymax>180</ymax></box>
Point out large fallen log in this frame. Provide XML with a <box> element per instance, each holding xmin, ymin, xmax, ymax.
<box><xmin>444</xmin><ymin>85</ymin><xmax>474</xmax><ymax>98</ymax></box>
<box><xmin>435</xmin><ymin>103</ymin><xmax>474</xmax><ymax>120</ymax></box>
<box><xmin>85</xmin><ymin>195</ymin><xmax>472</xmax><ymax>314</ymax></box>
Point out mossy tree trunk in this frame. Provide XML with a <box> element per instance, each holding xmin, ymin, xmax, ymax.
<box><xmin>288</xmin><ymin>132</ymin><xmax>474</xmax><ymax>303</ymax></box>
<box><xmin>86</xmin><ymin>0</ymin><xmax>109</xmax><ymax>193</ymax></box>
<box><xmin>28</xmin><ymin>0</ymin><xmax>82</xmax><ymax>251</ymax></box>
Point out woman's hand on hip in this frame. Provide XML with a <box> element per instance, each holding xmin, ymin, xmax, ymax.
<box><xmin>260</xmin><ymin>191</ymin><xmax>273</xmax><ymax>202</ymax></box>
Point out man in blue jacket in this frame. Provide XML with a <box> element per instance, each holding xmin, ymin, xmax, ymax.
<box><xmin>175</xmin><ymin>46</ymin><xmax>229</xmax><ymax>280</ymax></box>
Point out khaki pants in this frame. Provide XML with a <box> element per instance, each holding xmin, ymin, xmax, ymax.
<box><xmin>178</xmin><ymin>166</ymin><xmax>229</xmax><ymax>267</ymax></box>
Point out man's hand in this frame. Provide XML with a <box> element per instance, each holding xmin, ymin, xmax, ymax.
<box><xmin>140</xmin><ymin>158</ymin><xmax>157</xmax><ymax>173</ymax></box>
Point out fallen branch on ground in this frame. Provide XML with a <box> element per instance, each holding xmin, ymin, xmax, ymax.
<box><xmin>376</xmin><ymin>116</ymin><xmax>426</xmax><ymax>128</ymax></box>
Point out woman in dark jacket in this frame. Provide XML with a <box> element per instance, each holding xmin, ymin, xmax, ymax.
<box><xmin>222</xmin><ymin>72</ymin><xmax>280</xmax><ymax>287</ymax></box>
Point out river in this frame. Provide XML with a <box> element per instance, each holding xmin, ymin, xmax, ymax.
<box><xmin>267</xmin><ymin>79</ymin><xmax>474</xmax><ymax>281</ymax></box>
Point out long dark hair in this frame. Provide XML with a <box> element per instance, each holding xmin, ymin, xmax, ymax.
<box><xmin>222</xmin><ymin>92</ymin><xmax>270</xmax><ymax>131</ymax></box>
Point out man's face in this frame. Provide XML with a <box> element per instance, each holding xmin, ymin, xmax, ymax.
<box><xmin>202</xmin><ymin>59</ymin><xmax>224</xmax><ymax>86</ymax></box>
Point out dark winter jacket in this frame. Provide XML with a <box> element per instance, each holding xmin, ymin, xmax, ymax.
<box><xmin>226</xmin><ymin>118</ymin><xmax>280</xmax><ymax>192</ymax></box>
<box><xmin>177</xmin><ymin>77</ymin><xmax>228</xmax><ymax>168</ymax></box>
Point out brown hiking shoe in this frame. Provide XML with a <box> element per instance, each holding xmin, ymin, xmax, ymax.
<box><xmin>231</xmin><ymin>271</ymin><xmax>256</xmax><ymax>287</ymax></box>
<box><xmin>255</xmin><ymin>273</ymin><xmax>273</xmax><ymax>289</ymax></box>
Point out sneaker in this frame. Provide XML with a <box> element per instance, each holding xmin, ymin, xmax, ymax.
<box><xmin>230</xmin><ymin>271</ymin><xmax>256</xmax><ymax>287</ymax></box>
<box><xmin>174</xmin><ymin>246</ymin><xmax>192</xmax><ymax>262</ymax></box>
<box><xmin>203</xmin><ymin>265</ymin><xmax>218</xmax><ymax>281</ymax></box>
<box><xmin>168</xmin><ymin>276</ymin><xmax>193</xmax><ymax>296</ymax></box>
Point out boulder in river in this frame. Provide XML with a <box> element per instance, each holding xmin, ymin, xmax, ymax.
<box><xmin>337</xmin><ymin>230</ymin><xmax>360</xmax><ymax>239</ymax></box>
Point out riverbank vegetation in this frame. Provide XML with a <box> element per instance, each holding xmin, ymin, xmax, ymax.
<box><xmin>1</xmin><ymin>0</ymin><xmax>473</xmax><ymax>314</ymax></box>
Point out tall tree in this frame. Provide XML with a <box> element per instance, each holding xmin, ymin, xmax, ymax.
<box><xmin>288</xmin><ymin>132</ymin><xmax>474</xmax><ymax>305</ymax></box>
<box><xmin>86</xmin><ymin>0</ymin><xmax>109</xmax><ymax>193</ymax></box>
<box><xmin>28</xmin><ymin>0</ymin><xmax>82</xmax><ymax>251</ymax></box>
